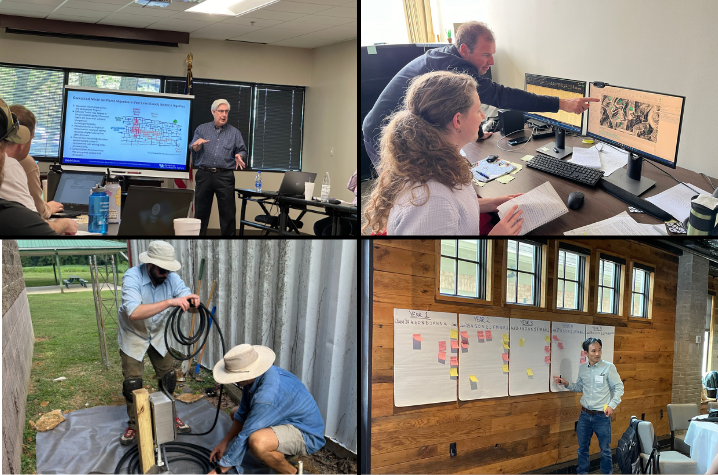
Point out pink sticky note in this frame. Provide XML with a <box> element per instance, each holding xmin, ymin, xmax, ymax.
<box><xmin>580</xmin><ymin>350</ymin><xmax>586</xmax><ymax>357</ymax></box>
<box><xmin>439</xmin><ymin>341</ymin><xmax>446</xmax><ymax>351</ymax></box>
<box><xmin>451</xmin><ymin>340</ymin><xmax>459</xmax><ymax>349</ymax></box>
<box><xmin>485</xmin><ymin>331</ymin><xmax>493</xmax><ymax>339</ymax></box>
<box><xmin>580</xmin><ymin>357</ymin><xmax>586</xmax><ymax>364</ymax></box>
<box><xmin>460</xmin><ymin>331</ymin><xmax>469</xmax><ymax>339</ymax></box>
<box><xmin>477</xmin><ymin>331</ymin><xmax>485</xmax><ymax>339</ymax></box>
<box><xmin>552</xmin><ymin>335</ymin><xmax>559</xmax><ymax>341</ymax></box>
<box><xmin>557</xmin><ymin>342</ymin><xmax>564</xmax><ymax>349</ymax></box>
<box><xmin>501</xmin><ymin>353</ymin><xmax>509</xmax><ymax>362</ymax></box>
<box><xmin>438</xmin><ymin>351</ymin><xmax>446</xmax><ymax>360</ymax></box>
<box><xmin>450</xmin><ymin>356</ymin><xmax>458</xmax><ymax>366</ymax></box>
<box><xmin>413</xmin><ymin>334</ymin><xmax>423</xmax><ymax>341</ymax></box>
<box><xmin>545</xmin><ymin>356</ymin><xmax>551</xmax><ymax>364</ymax></box>
<box><xmin>461</xmin><ymin>341</ymin><xmax>468</xmax><ymax>349</ymax></box>
<box><xmin>544</xmin><ymin>345</ymin><xmax>550</xmax><ymax>353</ymax></box>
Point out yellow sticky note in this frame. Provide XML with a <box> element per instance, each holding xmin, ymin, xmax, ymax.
<box><xmin>582</xmin><ymin>139</ymin><xmax>594</xmax><ymax>144</ymax></box>
<box><xmin>469</xmin><ymin>375</ymin><xmax>478</xmax><ymax>382</ymax></box>
<box><xmin>450</xmin><ymin>368</ymin><xmax>458</xmax><ymax>377</ymax></box>
<box><xmin>473</xmin><ymin>179</ymin><xmax>486</xmax><ymax>187</ymax></box>
<box><xmin>496</xmin><ymin>175</ymin><xmax>515</xmax><ymax>184</ymax></box>
<box><xmin>450</xmin><ymin>329</ymin><xmax>458</xmax><ymax>339</ymax></box>
<box><xmin>507</xmin><ymin>161</ymin><xmax>523</xmax><ymax>174</ymax></box>
<box><xmin>521</xmin><ymin>154</ymin><xmax>534</xmax><ymax>161</ymax></box>
<box><xmin>502</xmin><ymin>341</ymin><xmax>509</xmax><ymax>350</ymax></box>
<box><xmin>502</xmin><ymin>364</ymin><xmax>509</xmax><ymax>373</ymax></box>
<box><xmin>502</xmin><ymin>334</ymin><xmax>509</xmax><ymax>342</ymax></box>
<box><xmin>519</xmin><ymin>338</ymin><xmax>525</xmax><ymax>347</ymax></box>
<box><xmin>527</xmin><ymin>368</ymin><xmax>533</xmax><ymax>376</ymax></box>
<box><xmin>544</xmin><ymin>335</ymin><xmax>551</xmax><ymax>343</ymax></box>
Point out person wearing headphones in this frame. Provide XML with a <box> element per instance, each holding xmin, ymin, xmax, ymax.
<box><xmin>553</xmin><ymin>338</ymin><xmax>625</xmax><ymax>475</ymax></box>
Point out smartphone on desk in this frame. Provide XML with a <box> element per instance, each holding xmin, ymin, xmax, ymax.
<box><xmin>508</xmin><ymin>136</ymin><xmax>530</xmax><ymax>146</ymax></box>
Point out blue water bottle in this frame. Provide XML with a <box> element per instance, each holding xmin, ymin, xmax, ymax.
<box><xmin>88</xmin><ymin>184</ymin><xmax>109</xmax><ymax>234</ymax></box>
<box><xmin>255</xmin><ymin>171</ymin><xmax>262</xmax><ymax>192</ymax></box>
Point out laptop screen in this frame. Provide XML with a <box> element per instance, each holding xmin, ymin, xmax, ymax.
<box><xmin>54</xmin><ymin>172</ymin><xmax>105</xmax><ymax>207</ymax></box>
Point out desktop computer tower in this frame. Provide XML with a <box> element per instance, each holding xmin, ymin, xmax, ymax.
<box><xmin>497</xmin><ymin>109</ymin><xmax>525</xmax><ymax>136</ymax></box>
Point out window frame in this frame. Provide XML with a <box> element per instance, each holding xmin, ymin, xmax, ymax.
<box><xmin>554</xmin><ymin>242</ymin><xmax>590</xmax><ymax>313</ymax></box>
<box><xmin>629</xmin><ymin>260</ymin><xmax>655</xmax><ymax>319</ymax></box>
<box><xmin>503</xmin><ymin>239</ymin><xmax>546</xmax><ymax>308</ymax></box>
<box><xmin>596</xmin><ymin>252</ymin><xmax>626</xmax><ymax>316</ymax></box>
<box><xmin>435</xmin><ymin>240</ymin><xmax>493</xmax><ymax>306</ymax></box>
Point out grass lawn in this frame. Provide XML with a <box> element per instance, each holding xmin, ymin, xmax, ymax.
<box><xmin>22</xmin><ymin>264</ymin><xmax>128</xmax><ymax>288</ymax></box>
<box><xmin>22</xmin><ymin>290</ymin><xmax>220</xmax><ymax>474</ymax></box>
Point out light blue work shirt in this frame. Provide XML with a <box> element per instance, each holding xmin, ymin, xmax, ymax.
<box><xmin>566</xmin><ymin>359</ymin><xmax>625</xmax><ymax>411</ymax></box>
<box><xmin>219</xmin><ymin>366</ymin><xmax>326</xmax><ymax>473</ymax></box>
<box><xmin>117</xmin><ymin>263</ymin><xmax>191</xmax><ymax>362</ymax></box>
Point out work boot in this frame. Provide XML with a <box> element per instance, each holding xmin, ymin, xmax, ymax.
<box><xmin>176</xmin><ymin>416</ymin><xmax>191</xmax><ymax>433</ymax></box>
<box><xmin>120</xmin><ymin>427</ymin><xmax>137</xmax><ymax>446</ymax></box>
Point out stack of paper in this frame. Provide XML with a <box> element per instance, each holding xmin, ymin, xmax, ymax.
<box><xmin>645</xmin><ymin>183</ymin><xmax>711</xmax><ymax>223</ymax></box>
<box><xmin>564</xmin><ymin>211</ymin><xmax>668</xmax><ymax>235</ymax></box>
<box><xmin>569</xmin><ymin>147</ymin><xmax>601</xmax><ymax>168</ymax></box>
<box><xmin>496</xmin><ymin>181</ymin><xmax>569</xmax><ymax>234</ymax></box>
<box><xmin>595</xmin><ymin>145</ymin><xmax>630</xmax><ymax>177</ymax></box>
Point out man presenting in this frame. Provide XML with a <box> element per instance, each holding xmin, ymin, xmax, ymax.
<box><xmin>208</xmin><ymin>344</ymin><xmax>326</xmax><ymax>474</ymax></box>
<box><xmin>554</xmin><ymin>338</ymin><xmax>624</xmax><ymax>475</ymax></box>
<box><xmin>190</xmin><ymin>99</ymin><xmax>247</xmax><ymax>236</ymax></box>
<box><xmin>362</xmin><ymin>21</ymin><xmax>599</xmax><ymax>167</ymax></box>
<box><xmin>117</xmin><ymin>240</ymin><xmax>200</xmax><ymax>446</ymax></box>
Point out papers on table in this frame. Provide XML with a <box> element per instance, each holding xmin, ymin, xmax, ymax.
<box><xmin>568</xmin><ymin>147</ymin><xmax>601</xmax><ymax>168</ymax></box>
<box><xmin>564</xmin><ymin>211</ymin><xmax>668</xmax><ymax>235</ymax></box>
<box><xmin>645</xmin><ymin>183</ymin><xmax>711</xmax><ymax>223</ymax></box>
<box><xmin>595</xmin><ymin>145</ymin><xmax>630</xmax><ymax>177</ymax></box>
<box><xmin>497</xmin><ymin>181</ymin><xmax>568</xmax><ymax>235</ymax></box>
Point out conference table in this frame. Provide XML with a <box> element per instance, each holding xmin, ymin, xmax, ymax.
<box><xmin>468</xmin><ymin>129</ymin><xmax>718</xmax><ymax>235</ymax></box>
<box><xmin>684</xmin><ymin>417</ymin><xmax>718</xmax><ymax>473</ymax></box>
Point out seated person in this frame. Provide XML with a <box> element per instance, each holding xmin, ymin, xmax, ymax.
<box><xmin>362</xmin><ymin>70</ymin><xmax>524</xmax><ymax>235</ymax></box>
<box><xmin>313</xmin><ymin>169</ymin><xmax>358</xmax><ymax>236</ymax></box>
<box><xmin>209</xmin><ymin>344</ymin><xmax>325</xmax><ymax>474</ymax></box>
<box><xmin>0</xmin><ymin>97</ymin><xmax>58</xmax><ymax>236</ymax></box>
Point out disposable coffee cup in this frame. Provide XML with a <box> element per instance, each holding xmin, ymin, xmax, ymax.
<box><xmin>174</xmin><ymin>218</ymin><xmax>201</xmax><ymax>236</ymax></box>
<box><xmin>304</xmin><ymin>182</ymin><xmax>315</xmax><ymax>200</ymax></box>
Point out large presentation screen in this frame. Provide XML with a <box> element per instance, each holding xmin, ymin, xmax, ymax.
<box><xmin>60</xmin><ymin>87</ymin><xmax>193</xmax><ymax>177</ymax></box>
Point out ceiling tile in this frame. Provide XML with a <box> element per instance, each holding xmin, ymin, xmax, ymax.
<box><xmin>263</xmin><ymin>1</ymin><xmax>333</xmax><ymax>14</ymax></box>
<box><xmin>291</xmin><ymin>14</ymin><xmax>354</xmax><ymax>25</ymax></box>
<box><xmin>0</xmin><ymin>1</ymin><xmax>57</xmax><ymax>13</ymax></box>
<box><xmin>3</xmin><ymin>0</ymin><xmax>65</xmax><ymax>6</ymax></box>
<box><xmin>61</xmin><ymin>0</ymin><xmax>127</xmax><ymax>12</ymax></box>
<box><xmin>115</xmin><ymin>4</ymin><xmax>178</xmax><ymax>17</ymax></box>
<box><xmin>49</xmin><ymin>7</ymin><xmax>110</xmax><ymax>18</ymax></box>
<box><xmin>230</xmin><ymin>27</ymin><xmax>302</xmax><ymax>43</ymax></box>
<box><xmin>237</xmin><ymin>9</ymin><xmax>305</xmax><ymax>21</ymax></box>
<box><xmin>168</xmin><ymin>11</ymin><xmax>231</xmax><ymax>22</ymax></box>
<box><xmin>45</xmin><ymin>14</ymin><xmax>103</xmax><ymax>22</ymax></box>
<box><xmin>219</xmin><ymin>15</ymin><xmax>282</xmax><ymax>28</ymax></box>
<box><xmin>148</xmin><ymin>17</ymin><xmax>216</xmax><ymax>32</ymax></box>
<box><xmin>0</xmin><ymin>8</ymin><xmax>50</xmax><ymax>18</ymax></box>
<box><xmin>89</xmin><ymin>0</ymin><xmax>135</xmax><ymax>4</ymax></box>
<box><xmin>270</xmin><ymin>20</ymin><xmax>332</xmax><ymax>32</ymax></box>
<box><xmin>98</xmin><ymin>14</ymin><xmax>157</xmax><ymax>27</ymax></box>
<box><xmin>315</xmin><ymin>6</ymin><xmax>355</xmax><ymax>17</ymax></box>
<box><xmin>283</xmin><ymin>0</ymin><xmax>348</xmax><ymax>5</ymax></box>
<box><xmin>191</xmin><ymin>23</ymin><xmax>261</xmax><ymax>39</ymax></box>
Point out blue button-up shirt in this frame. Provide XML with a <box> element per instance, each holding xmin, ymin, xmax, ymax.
<box><xmin>219</xmin><ymin>366</ymin><xmax>326</xmax><ymax>473</ymax></box>
<box><xmin>566</xmin><ymin>359</ymin><xmax>625</xmax><ymax>411</ymax></box>
<box><xmin>190</xmin><ymin>121</ymin><xmax>247</xmax><ymax>169</ymax></box>
<box><xmin>117</xmin><ymin>263</ymin><xmax>191</xmax><ymax>362</ymax></box>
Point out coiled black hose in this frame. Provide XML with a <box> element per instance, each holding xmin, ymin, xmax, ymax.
<box><xmin>115</xmin><ymin>301</ymin><xmax>227</xmax><ymax>473</ymax></box>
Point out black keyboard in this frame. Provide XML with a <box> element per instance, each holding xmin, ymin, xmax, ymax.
<box><xmin>526</xmin><ymin>153</ymin><xmax>604</xmax><ymax>186</ymax></box>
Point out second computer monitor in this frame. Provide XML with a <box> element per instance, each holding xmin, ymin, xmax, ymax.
<box><xmin>524</xmin><ymin>73</ymin><xmax>587</xmax><ymax>135</ymax></box>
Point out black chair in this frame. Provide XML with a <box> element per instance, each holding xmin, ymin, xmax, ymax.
<box><xmin>254</xmin><ymin>211</ymin><xmax>306</xmax><ymax>236</ymax></box>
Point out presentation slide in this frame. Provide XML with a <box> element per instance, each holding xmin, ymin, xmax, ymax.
<box><xmin>62</xmin><ymin>90</ymin><xmax>191</xmax><ymax>171</ymax></box>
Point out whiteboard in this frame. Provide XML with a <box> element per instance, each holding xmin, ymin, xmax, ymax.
<box><xmin>508</xmin><ymin>318</ymin><xmax>552</xmax><ymax>396</ymax></box>
<box><xmin>550</xmin><ymin>322</ymin><xmax>586</xmax><ymax>392</ymax></box>
<box><xmin>393</xmin><ymin>309</ymin><xmax>458</xmax><ymax>407</ymax></box>
<box><xmin>585</xmin><ymin>325</ymin><xmax>615</xmax><ymax>364</ymax></box>
<box><xmin>458</xmin><ymin>314</ymin><xmax>510</xmax><ymax>401</ymax></box>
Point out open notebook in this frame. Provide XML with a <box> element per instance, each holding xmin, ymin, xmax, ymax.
<box><xmin>496</xmin><ymin>181</ymin><xmax>569</xmax><ymax>235</ymax></box>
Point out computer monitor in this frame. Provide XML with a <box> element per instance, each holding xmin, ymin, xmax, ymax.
<box><xmin>60</xmin><ymin>86</ymin><xmax>194</xmax><ymax>180</ymax></box>
<box><xmin>587</xmin><ymin>82</ymin><xmax>685</xmax><ymax>196</ymax></box>
<box><xmin>523</xmin><ymin>74</ymin><xmax>588</xmax><ymax>159</ymax></box>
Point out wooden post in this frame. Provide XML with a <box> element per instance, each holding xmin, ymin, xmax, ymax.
<box><xmin>56</xmin><ymin>251</ymin><xmax>63</xmax><ymax>294</ymax></box>
<box><xmin>133</xmin><ymin>388</ymin><xmax>154</xmax><ymax>474</ymax></box>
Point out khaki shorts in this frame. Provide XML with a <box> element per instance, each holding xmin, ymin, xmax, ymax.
<box><xmin>270</xmin><ymin>424</ymin><xmax>308</xmax><ymax>456</ymax></box>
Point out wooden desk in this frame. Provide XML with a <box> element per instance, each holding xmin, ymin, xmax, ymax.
<box><xmin>471</xmin><ymin>130</ymin><xmax>716</xmax><ymax>235</ymax></box>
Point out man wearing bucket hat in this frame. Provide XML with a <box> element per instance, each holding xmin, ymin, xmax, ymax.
<box><xmin>0</xmin><ymin>97</ymin><xmax>58</xmax><ymax>236</ymax></box>
<box><xmin>117</xmin><ymin>240</ymin><xmax>200</xmax><ymax>446</ymax></box>
<box><xmin>208</xmin><ymin>344</ymin><xmax>326</xmax><ymax>474</ymax></box>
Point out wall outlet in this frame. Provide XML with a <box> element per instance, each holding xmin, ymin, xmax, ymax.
<box><xmin>697</xmin><ymin>335</ymin><xmax>702</xmax><ymax>344</ymax></box>
<box><xmin>450</xmin><ymin>442</ymin><xmax>456</xmax><ymax>457</ymax></box>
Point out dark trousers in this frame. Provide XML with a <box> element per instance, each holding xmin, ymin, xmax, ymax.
<box><xmin>576</xmin><ymin>410</ymin><xmax>613</xmax><ymax>474</ymax></box>
<box><xmin>195</xmin><ymin>168</ymin><xmax>236</xmax><ymax>236</ymax></box>
<box><xmin>120</xmin><ymin>347</ymin><xmax>174</xmax><ymax>430</ymax></box>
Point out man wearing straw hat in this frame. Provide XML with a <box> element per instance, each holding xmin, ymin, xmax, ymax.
<box><xmin>118</xmin><ymin>240</ymin><xmax>200</xmax><ymax>446</ymax></box>
<box><xmin>208</xmin><ymin>344</ymin><xmax>326</xmax><ymax>474</ymax></box>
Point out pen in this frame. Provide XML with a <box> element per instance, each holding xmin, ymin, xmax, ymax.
<box><xmin>477</xmin><ymin>171</ymin><xmax>490</xmax><ymax>180</ymax></box>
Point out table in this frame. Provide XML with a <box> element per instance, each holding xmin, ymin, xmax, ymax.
<box><xmin>684</xmin><ymin>418</ymin><xmax>718</xmax><ymax>474</ymax></box>
<box><xmin>470</xmin><ymin>129</ymin><xmax>718</xmax><ymax>235</ymax></box>
<box><xmin>63</xmin><ymin>276</ymin><xmax>88</xmax><ymax>288</ymax></box>
<box><xmin>235</xmin><ymin>188</ymin><xmax>357</xmax><ymax>236</ymax></box>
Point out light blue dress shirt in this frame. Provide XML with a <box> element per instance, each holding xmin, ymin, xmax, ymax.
<box><xmin>117</xmin><ymin>263</ymin><xmax>191</xmax><ymax>362</ymax></box>
<box><xmin>566</xmin><ymin>359</ymin><xmax>625</xmax><ymax>411</ymax></box>
<box><xmin>190</xmin><ymin>122</ymin><xmax>247</xmax><ymax>169</ymax></box>
<box><xmin>219</xmin><ymin>366</ymin><xmax>326</xmax><ymax>473</ymax></box>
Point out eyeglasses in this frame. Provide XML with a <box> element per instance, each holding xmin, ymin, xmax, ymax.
<box><xmin>0</xmin><ymin>111</ymin><xmax>20</xmax><ymax>142</ymax></box>
<box><xmin>215</xmin><ymin>110</ymin><xmax>229</xmax><ymax>115</ymax></box>
<box><xmin>155</xmin><ymin>267</ymin><xmax>170</xmax><ymax>275</ymax></box>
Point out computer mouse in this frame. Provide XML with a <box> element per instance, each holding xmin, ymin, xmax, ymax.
<box><xmin>486</xmin><ymin>155</ymin><xmax>499</xmax><ymax>163</ymax></box>
<box><xmin>567</xmin><ymin>191</ymin><xmax>585</xmax><ymax>210</ymax></box>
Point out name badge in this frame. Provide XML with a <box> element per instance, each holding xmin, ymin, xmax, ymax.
<box><xmin>595</xmin><ymin>375</ymin><xmax>604</xmax><ymax>384</ymax></box>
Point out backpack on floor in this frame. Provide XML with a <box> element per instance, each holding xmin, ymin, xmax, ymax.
<box><xmin>616</xmin><ymin>416</ymin><xmax>643</xmax><ymax>474</ymax></box>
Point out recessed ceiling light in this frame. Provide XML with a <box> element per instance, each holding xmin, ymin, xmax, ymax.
<box><xmin>186</xmin><ymin>0</ymin><xmax>280</xmax><ymax>16</ymax></box>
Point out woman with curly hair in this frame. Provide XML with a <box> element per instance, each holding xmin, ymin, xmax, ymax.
<box><xmin>363</xmin><ymin>70</ymin><xmax>524</xmax><ymax>235</ymax></box>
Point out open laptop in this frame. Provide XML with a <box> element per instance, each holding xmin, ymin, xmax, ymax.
<box><xmin>50</xmin><ymin>171</ymin><xmax>106</xmax><ymax>218</ymax></box>
<box><xmin>117</xmin><ymin>186</ymin><xmax>194</xmax><ymax>236</ymax></box>
<box><xmin>262</xmin><ymin>171</ymin><xmax>317</xmax><ymax>198</ymax></box>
